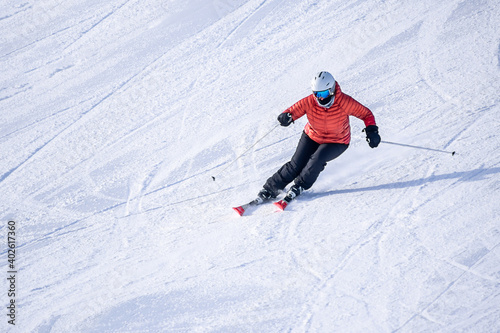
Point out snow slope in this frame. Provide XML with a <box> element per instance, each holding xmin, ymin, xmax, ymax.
<box><xmin>1</xmin><ymin>0</ymin><xmax>500</xmax><ymax>331</ymax></box>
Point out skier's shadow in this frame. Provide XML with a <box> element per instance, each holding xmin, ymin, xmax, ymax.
<box><xmin>308</xmin><ymin>166</ymin><xmax>500</xmax><ymax>199</ymax></box>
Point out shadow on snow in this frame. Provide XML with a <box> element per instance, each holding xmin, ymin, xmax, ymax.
<box><xmin>308</xmin><ymin>166</ymin><xmax>500</xmax><ymax>200</ymax></box>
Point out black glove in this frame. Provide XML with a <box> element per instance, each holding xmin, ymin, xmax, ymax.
<box><xmin>277</xmin><ymin>112</ymin><xmax>293</xmax><ymax>127</ymax></box>
<box><xmin>364</xmin><ymin>125</ymin><xmax>381</xmax><ymax>148</ymax></box>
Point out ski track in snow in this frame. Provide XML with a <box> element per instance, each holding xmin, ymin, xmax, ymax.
<box><xmin>61</xmin><ymin>0</ymin><xmax>134</xmax><ymax>53</ymax></box>
<box><xmin>2</xmin><ymin>4</ymin><xmax>213</xmax><ymax>192</ymax></box>
<box><xmin>417</xmin><ymin>1</ymin><xmax>461</xmax><ymax>104</ymax></box>
<box><xmin>1</xmin><ymin>0</ymin><xmax>500</xmax><ymax>332</ymax></box>
<box><xmin>394</xmin><ymin>241</ymin><xmax>500</xmax><ymax>332</ymax></box>
<box><xmin>298</xmin><ymin>182</ymin><xmax>421</xmax><ymax>332</ymax></box>
<box><xmin>0</xmin><ymin>82</ymin><xmax>124</xmax><ymax>186</ymax></box>
<box><xmin>216</xmin><ymin>0</ymin><xmax>283</xmax><ymax>49</ymax></box>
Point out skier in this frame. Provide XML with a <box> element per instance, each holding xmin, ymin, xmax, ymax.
<box><xmin>258</xmin><ymin>71</ymin><xmax>381</xmax><ymax>206</ymax></box>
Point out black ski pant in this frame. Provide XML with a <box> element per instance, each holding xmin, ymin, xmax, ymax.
<box><xmin>263</xmin><ymin>131</ymin><xmax>348</xmax><ymax>196</ymax></box>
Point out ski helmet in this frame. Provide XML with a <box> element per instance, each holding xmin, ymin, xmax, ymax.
<box><xmin>311</xmin><ymin>71</ymin><xmax>336</xmax><ymax>108</ymax></box>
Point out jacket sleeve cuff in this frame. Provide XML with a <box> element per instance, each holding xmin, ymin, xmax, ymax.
<box><xmin>363</xmin><ymin>114</ymin><xmax>376</xmax><ymax>127</ymax></box>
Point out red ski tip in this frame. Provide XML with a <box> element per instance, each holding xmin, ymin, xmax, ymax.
<box><xmin>233</xmin><ymin>206</ymin><xmax>245</xmax><ymax>216</ymax></box>
<box><xmin>274</xmin><ymin>200</ymin><xmax>288</xmax><ymax>211</ymax></box>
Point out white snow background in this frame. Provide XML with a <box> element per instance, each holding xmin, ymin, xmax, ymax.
<box><xmin>1</xmin><ymin>0</ymin><xmax>500</xmax><ymax>332</ymax></box>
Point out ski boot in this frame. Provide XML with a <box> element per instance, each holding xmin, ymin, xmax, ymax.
<box><xmin>274</xmin><ymin>185</ymin><xmax>303</xmax><ymax>211</ymax></box>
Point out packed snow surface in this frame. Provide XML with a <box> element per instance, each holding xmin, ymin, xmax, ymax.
<box><xmin>1</xmin><ymin>0</ymin><xmax>499</xmax><ymax>332</ymax></box>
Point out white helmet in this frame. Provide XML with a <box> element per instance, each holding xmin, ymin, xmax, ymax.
<box><xmin>311</xmin><ymin>71</ymin><xmax>336</xmax><ymax>108</ymax></box>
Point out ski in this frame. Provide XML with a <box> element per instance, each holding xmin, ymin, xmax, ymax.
<box><xmin>233</xmin><ymin>188</ymin><xmax>299</xmax><ymax>216</ymax></box>
<box><xmin>232</xmin><ymin>197</ymin><xmax>266</xmax><ymax>216</ymax></box>
<box><xmin>273</xmin><ymin>190</ymin><xmax>298</xmax><ymax>211</ymax></box>
<box><xmin>273</xmin><ymin>199</ymin><xmax>288</xmax><ymax>211</ymax></box>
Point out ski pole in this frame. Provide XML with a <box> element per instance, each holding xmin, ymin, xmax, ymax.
<box><xmin>382</xmin><ymin>140</ymin><xmax>456</xmax><ymax>156</ymax></box>
<box><xmin>212</xmin><ymin>123</ymin><xmax>281</xmax><ymax>181</ymax></box>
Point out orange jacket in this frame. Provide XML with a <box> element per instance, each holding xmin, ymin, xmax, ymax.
<box><xmin>284</xmin><ymin>83</ymin><xmax>376</xmax><ymax>144</ymax></box>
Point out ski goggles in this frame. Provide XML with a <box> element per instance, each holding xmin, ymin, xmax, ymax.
<box><xmin>313</xmin><ymin>89</ymin><xmax>330</xmax><ymax>99</ymax></box>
